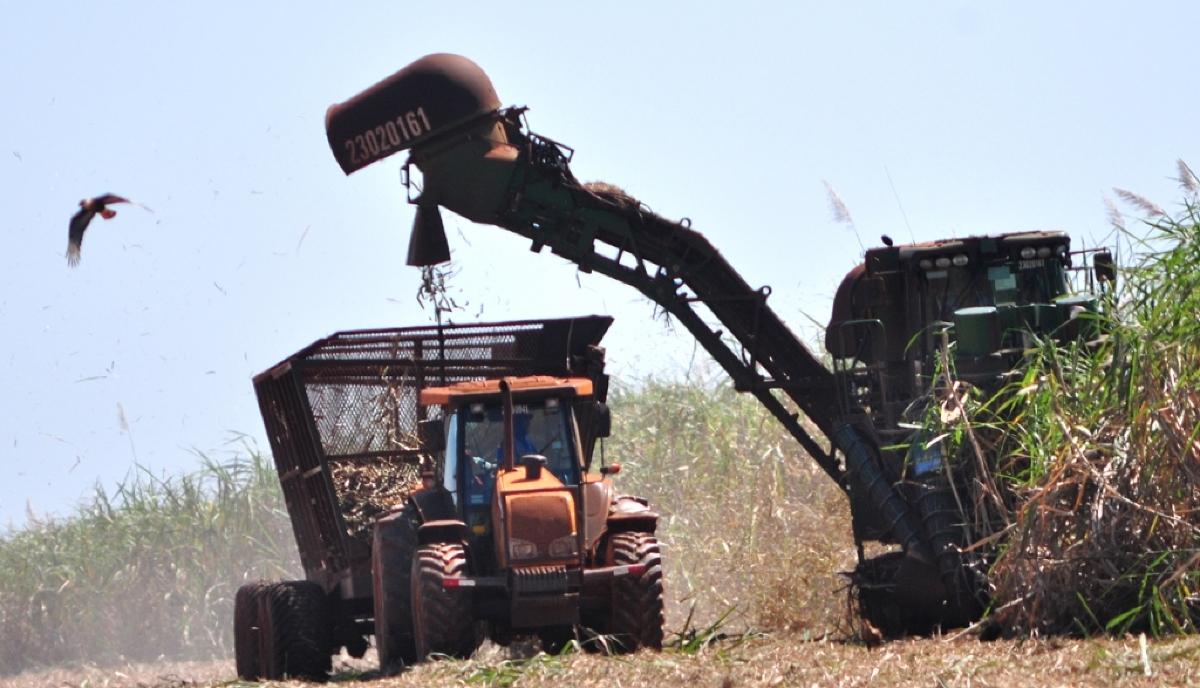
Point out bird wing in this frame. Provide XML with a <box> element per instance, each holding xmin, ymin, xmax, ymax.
<box><xmin>67</xmin><ymin>207</ymin><xmax>96</xmax><ymax>267</ymax></box>
<box><xmin>94</xmin><ymin>193</ymin><xmax>130</xmax><ymax>206</ymax></box>
<box><xmin>99</xmin><ymin>193</ymin><xmax>154</xmax><ymax>213</ymax></box>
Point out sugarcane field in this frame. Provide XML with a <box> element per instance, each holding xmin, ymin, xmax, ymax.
<box><xmin>3</xmin><ymin>5</ymin><xmax>1200</xmax><ymax>688</ymax></box>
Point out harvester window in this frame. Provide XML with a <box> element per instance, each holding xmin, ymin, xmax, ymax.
<box><xmin>1012</xmin><ymin>260</ymin><xmax>1067</xmax><ymax>304</ymax></box>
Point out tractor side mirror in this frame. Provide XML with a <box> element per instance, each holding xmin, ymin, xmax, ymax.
<box><xmin>520</xmin><ymin>454</ymin><xmax>547</xmax><ymax>481</ymax></box>
<box><xmin>418</xmin><ymin>417</ymin><xmax>446</xmax><ymax>452</ymax></box>
<box><xmin>1093</xmin><ymin>250</ymin><xmax>1116</xmax><ymax>285</ymax></box>
<box><xmin>594</xmin><ymin>403</ymin><xmax>611</xmax><ymax>438</ymax></box>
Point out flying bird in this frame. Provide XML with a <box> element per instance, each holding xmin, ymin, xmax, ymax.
<box><xmin>66</xmin><ymin>194</ymin><xmax>149</xmax><ymax>267</ymax></box>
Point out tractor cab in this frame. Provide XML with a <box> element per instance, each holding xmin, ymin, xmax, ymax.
<box><xmin>394</xmin><ymin>374</ymin><xmax>661</xmax><ymax>659</ymax></box>
<box><xmin>419</xmin><ymin>376</ymin><xmax>593</xmax><ymax>571</ymax></box>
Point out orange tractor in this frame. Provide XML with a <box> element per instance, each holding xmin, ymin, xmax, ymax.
<box><xmin>374</xmin><ymin>375</ymin><xmax>664</xmax><ymax>667</ymax></box>
<box><xmin>238</xmin><ymin>317</ymin><xmax>664</xmax><ymax>681</ymax></box>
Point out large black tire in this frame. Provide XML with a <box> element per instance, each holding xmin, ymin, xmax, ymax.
<box><xmin>259</xmin><ymin>580</ymin><xmax>332</xmax><ymax>682</ymax></box>
<box><xmin>607</xmin><ymin>532</ymin><xmax>665</xmax><ymax>652</ymax></box>
<box><xmin>372</xmin><ymin>504</ymin><xmax>420</xmax><ymax>672</ymax></box>
<box><xmin>537</xmin><ymin>626</ymin><xmax>575</xmax><ymax>655</ymax></box>
<box><xmin>411</xmin><ymin>542</ymin><xmax>477</xmax><ymax>661</ymax></box>
<box><xmin>234</xmin><ymin>581</ymin><xmax>270</xmax><ymax>679</ymax></box>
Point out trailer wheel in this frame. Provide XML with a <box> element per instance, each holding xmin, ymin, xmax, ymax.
<box><xmin>259</xmin><ymin>580</ymin><xmax>332</xmax><ymax>682</ymax></box>
<box><xmin>372</xmin><ymin>503</ymin><xmax>420</xmax><ymax>672</ymax></box>
<box><xmin>608</xmin><ymin>532</ymin><xmax>665</xmax><ymax>652</ymax></box>
<box><xmin>234</xmin><ymin>581</ymin><xmax>271</xmax><ymax>679</ymax></box>
<box><xmin>411</xmin><ymin>542</ymin><xmax>477</xmax><ymax>661</ymax></box>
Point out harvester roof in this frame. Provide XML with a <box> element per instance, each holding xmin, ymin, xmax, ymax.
<box><xmin>863</xmin><ymin>230</ymin><xmax>1070</xmax><ymax>273</ymax></box>
<box><xmin>419</xmin><ymin>376</ymin><xmax>593</xmax><ymax>406</ymax></box>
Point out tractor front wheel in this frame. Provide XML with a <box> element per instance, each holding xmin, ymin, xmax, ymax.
<box><xmin>372</xmin><ymin>504</ymin><xmax>420</xmax><ymax>672</ymax></box>
<box><xmin>410</xmin><ymin>542</ymin><xmax>477</xmax><ymax>661</ymax></box>
<box><xmin>607</xmin><ymin>532</ymin><xmax>665</xmax><ymax>652</ymax></box>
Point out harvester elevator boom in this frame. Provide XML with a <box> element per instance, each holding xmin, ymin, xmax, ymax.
<box><xmin>324</xmin><ymin>54</ymin><xmax>940</xmax><ymax>573</ymax></box>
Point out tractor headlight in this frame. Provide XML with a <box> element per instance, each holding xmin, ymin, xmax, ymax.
<box><xmin>509</xmin><ymin>538</ymin><xmax>538</xmax><ymax>560</ymax></box>
<box><xmin>1020</xmin><ymin>246</ymin><xmax>1037</xmax><ymax>259</ymax></box>
<box><xmin>548</xmin><ymin>534</ymin><xmax>578</xmax><ymax>558</ymax></box>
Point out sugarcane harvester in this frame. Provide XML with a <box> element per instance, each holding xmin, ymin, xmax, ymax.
<box><xmin>324</xmin><ymin>54</ymin><xmax>1113</xmax><ymax>633</ymax></box>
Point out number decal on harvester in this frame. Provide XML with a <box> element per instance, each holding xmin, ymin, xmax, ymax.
<box><xmin>343</xmin><ymin>107</ymin><xmax>434</xmax><ymax>166</ymax></box>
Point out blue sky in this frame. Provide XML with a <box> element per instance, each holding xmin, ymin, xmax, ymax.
<box><xmin>1</xmin><ymin>1</ymin><xmax>1197</xmax><ymax>527</ymax></box>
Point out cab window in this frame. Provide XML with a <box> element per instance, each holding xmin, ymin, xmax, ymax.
<box><xmin>459</xmin><ymin>399</ymin><xmax>579</xmax><ymax>507</ymax></box>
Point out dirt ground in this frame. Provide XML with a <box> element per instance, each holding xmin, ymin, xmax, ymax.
<box><xmin>4</xmin><ymin>633</ymin><xmax>1200</xmax><ymax>688</ymax></box>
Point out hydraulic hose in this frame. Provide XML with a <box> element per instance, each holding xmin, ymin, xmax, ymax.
<box><xmin>833</xmin><ymin>423</ymin><xmax>930</xmax><ymax>560</ymax></box>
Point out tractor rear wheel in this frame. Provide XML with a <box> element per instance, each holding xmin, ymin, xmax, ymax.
<box><xmin>411</xmin><ymin>542</ymin><xmax>477</xmax><ymax>661</ymax></box>
<box><xmin>234</xmin><ymin>580</ymin><xmax>270</xmax><ymax>679</ymax></box>
<box><xmin>372</xmin><ymin>504</ymin><xmax>420</xmax><ymax>672</ymax></box>
<box><xmin>607</xmin><ymin>532</ymin><xmax>665</xmax><ymax>652</ymax></box>
<box><xmin>259</xmin><ymin>580</ymin><xmax>332</xmax><ymax>682</ymax></box>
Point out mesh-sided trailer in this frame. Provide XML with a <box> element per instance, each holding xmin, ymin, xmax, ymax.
<box><xmin>238</xmin><ymin>315</ymin><xmax>651</xmax><ymax>680</ymax></box>
<box><xmin>252</xmin><ymin>316</ymin><xmax>612</xmax><ymax>600</ymax></box>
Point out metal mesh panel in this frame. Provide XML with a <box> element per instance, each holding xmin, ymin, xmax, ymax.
<box><xmin>306</xmin><ymin>376</ymin><xmax>422</xmax><ymax>457</ymax></box>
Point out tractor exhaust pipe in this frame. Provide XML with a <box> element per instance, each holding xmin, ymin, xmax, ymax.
<box><xmin>500</xmin><ymin>378</ymin><xmax>516</xmax><ymax>472</ymax></box>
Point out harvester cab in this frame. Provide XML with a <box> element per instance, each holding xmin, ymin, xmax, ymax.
<box><xmin>827</xmin><ymin>231</ymin><xmax>1106</xmax><ymax>437</ymax></box>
